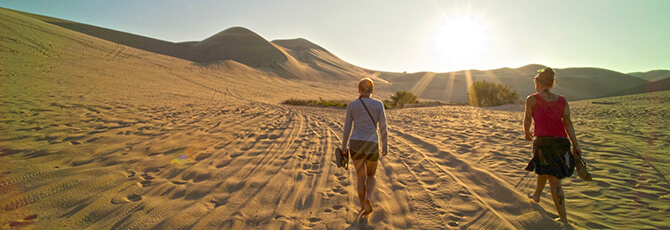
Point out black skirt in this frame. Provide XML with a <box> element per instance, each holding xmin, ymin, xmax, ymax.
<box><xmin>349</xmin><ymin>140</ymin><xmax>379</xmax><ymax>161</ymax></box>
<box><xmin>525</xmin><ymin>137</ymin><xmax>574</xmax><ymax>179</ymax></box>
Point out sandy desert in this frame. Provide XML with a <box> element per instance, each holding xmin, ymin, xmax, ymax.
<box><xmin>1</xmin><ymin>7</ymin><xmax>669</xmax><ymax>229</ymax></box>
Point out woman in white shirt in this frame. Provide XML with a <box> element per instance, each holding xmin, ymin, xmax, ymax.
<box><xmin>341</xmin><ymin>78</ymin><xmax>389</xmax><ymax>216</ymax></box>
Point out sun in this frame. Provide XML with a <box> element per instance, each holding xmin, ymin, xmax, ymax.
<box><xmin>432</xmin><ymin>17</ymin><xmax>489</xmax><ymax>69</ymax></box>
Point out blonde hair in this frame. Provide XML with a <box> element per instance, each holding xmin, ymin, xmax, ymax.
<box><xmin>534</xmin><ymin>67</ymin><xmax>555</xmax><ymax>87</ymax></box>
<box><xmin>359</xmin><ymin>78</ymin><xmax>374</xmax><ymax>94</ymax></box>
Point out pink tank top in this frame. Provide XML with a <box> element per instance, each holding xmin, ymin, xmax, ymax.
<box><xmin>532</xmin><ymin>93</ymin><xmax>567</xmax><ymax>137</ymax></box>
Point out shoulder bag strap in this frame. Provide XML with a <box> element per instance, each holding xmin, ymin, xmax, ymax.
<box><xmin>358</xmin><ymin>98</ymin><xmax>377</xmax><ymax>129</ymax></box>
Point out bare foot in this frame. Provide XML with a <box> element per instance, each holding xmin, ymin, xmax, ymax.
<box><xmin>527</xmin><ymin>193</ymin><xmax>540</xmax><ymax>203</ymax></box>
<box><xmin>359</xmin><ymin>201</ymin><xmax>367</xmax><ymax>214</ymax></box>
<box><xmin>363</xmin><ymin>200</ymin><xmax>373</xmax><ymax>215</ymax></box>
<box><xmin>554</xmin><ymin>217</ymin><xmax>567</xmax><ymax>223</ymax></box>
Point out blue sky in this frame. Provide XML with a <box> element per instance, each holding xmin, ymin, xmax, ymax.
<box><xmin>2</xmin><ymin>0</ymin><xmax>669</xmax><ymax>73</ymax></box>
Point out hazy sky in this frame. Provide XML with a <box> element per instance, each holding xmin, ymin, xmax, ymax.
<box><xmin>2</xmin><ymin>0</ymin><xmax>669</xmax><ymax>73</ymax></box>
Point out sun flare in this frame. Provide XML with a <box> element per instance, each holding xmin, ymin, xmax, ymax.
<box><xmin>432</xmin><ymin>17</ymin><xmax>489</xmax><ymax>68</ymax></box>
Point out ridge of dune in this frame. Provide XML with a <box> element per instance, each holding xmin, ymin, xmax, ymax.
<box><xmin>272</xmin><ymin>38</ymin><xmax>374</xmax><ymax>81</ymax></box>
<box><xmin>272</xmin><ymin>38</ymin><xmax>330</xmax><ymax>53</ymax></box>
<box><xmin>189</xmin><ymin>27</ymin><xmax>288</xmax><ymax>66</ymax></box>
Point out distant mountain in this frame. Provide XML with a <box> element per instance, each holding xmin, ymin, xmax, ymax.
<box><xmin>627</xmin><ymin>70</ymin><xmax>670</xmax><ymax>82</ymax></box>
<box><xmin>378</xmin><ymin>65</ymin><xmax>651</xmax><ymax>103</ymax></box>
<box><xmin>605</xmin><ymin>78</ymin><xmax>670</xmax><ymax>97</ymax></box>
<box><xmin>552</xmin><ymin>68</ymin><xmax>650</xmax><ymax>100</ymax></box>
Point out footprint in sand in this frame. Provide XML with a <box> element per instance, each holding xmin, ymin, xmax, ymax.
<box><xmin>111</xmin><ymin>193</ymin><xmax>142</xmax><ymax>204</ymax></box>
<box><xmin>332</xmin><ymin>188</ymin><xmax>348</xmax><ymax>195</ymax></box>
<box><xmin>85</xmin><ymin>137</ymin><xmax>101</xmax><ymax>143</ymax></box>
<box><xmin>195</xmin><ymin>153</ymin><xmax>212</xmax><ymax>161</ymax></box>
<box><xmin>140</xmin><ymin>173</ymin><xmax>154</xmax><ymax>180</ymax></box>
<box><xmin>334</xmin><ymin>175</ymin><xmax>351</xmax><ymax>186</ymax></box>
<box><xmin>324</xmin><ymin>192</ymin><xmax>335</xmax><ymax>198</ymax></box>
<box><xmin>127</xmin><ymin>194</ymin><xmax>142</xmax><ymax>202</ymax></box>
<box><xmin>302</xmin><ymin>163</ymin><xmax>320</xmax><ymax>170</ymax></box>
<box><xmin>139</xmin><ymin>180</ymin><xmax>152</xmax><ymax>187</ymax></box>
<box><xmin>214</xmin><ymin>143</ymin><xmax>227</xmax><ymax>149</ymax></box>
<box><xmin>9</xmin><ymin>215</ymin><xmax>38</xmax><ymax>228</ymax></box>
<box><xmin>273</xmin><ymin>215</ymin><xmax>292</xmax><ymax>221</ymax></box>
<box><xmin>171</xmin><ymin>180</ymin><xmax>188</xmax><ymax>185</ymax></box>
<box><xmin>308</xmin><ymin>217</ymin><xmax>321</xmax><ymax>223</ymax></box>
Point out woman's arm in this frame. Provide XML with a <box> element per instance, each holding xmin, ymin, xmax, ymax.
<box><xmin>524</xmin><ymin>95</ymin><xmax>535</xmax><ymax>141</ymax></box>
<box><xmin>378</xmin><ymin>104</ymin><xmax>388</xmax><ymax>156</ymax></box>
<box><xmin>562</xmin><ymin>102</ymin><xmax>581</xmax><ymax>155</ymax></box>
<box><xmin>341</xmin><ymin>106</ymin><xmax>354</xmax><ymax>150</ymax></box>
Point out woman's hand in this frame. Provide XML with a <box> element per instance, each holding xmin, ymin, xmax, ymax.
<box><xmin>524</xmin><ymin>132</ymin><xmax>534</xmax><ymax>141</ymax></box>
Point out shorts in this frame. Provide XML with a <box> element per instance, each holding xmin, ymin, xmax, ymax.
<box><xmin>349</xmin><ymin>140</ymin><xmax>379</xmax><ymax>161</ymax></box>
<box><xmin>525</xmin><ymin>136</ymin><xmax>574</xmax><ymax>179</ymax></box>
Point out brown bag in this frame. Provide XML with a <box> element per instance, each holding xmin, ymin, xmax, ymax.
<box><xmin>574</xmin><ymin>154</ymin><xmax>592</xmax><ymax>181</ymax></box>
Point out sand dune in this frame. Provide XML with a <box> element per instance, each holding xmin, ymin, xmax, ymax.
<box><xmin>3</xmin><ymin>8</ymin><xmax>372</xmax><ymax>81</ymax></box>
<box><xmin>1</xmin><ymin>7</ymin><xmax>669</xmax><ymax>230</ymax></box>
<box><xmin>189</xmin><ymin>27</ymin><xmax>288</xmax><ymax>66</ymax></box>
<box><xmin>272</xmin><ymin>38</ymin><xmax>375</xmax><ymax>81</ymax></box>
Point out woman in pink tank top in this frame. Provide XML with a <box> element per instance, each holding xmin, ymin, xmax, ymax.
<box><xmin>523</xmin><ymin>67</ymin><xmax>582</xmax><ymax>224</ymax></box>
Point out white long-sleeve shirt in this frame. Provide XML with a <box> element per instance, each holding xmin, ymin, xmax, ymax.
<box><xmin>341</xmin><ymin>97</ymin><xmax>388</xmax><ymax>153</ymax></box>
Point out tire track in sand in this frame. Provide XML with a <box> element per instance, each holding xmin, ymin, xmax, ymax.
<box><xmin>118</xmin><ymin>105</ymin><xmax>290</xmax><ymax>229</ymax></box>
<box><xmin>175</xmin><ymin>108</ymin><xmax>309</xmax><ymax>229</ymax></box>
<box><xmin>389</xmin><ymin>128</ymin><xmax>524</xmax><ymax>229</ymax></box>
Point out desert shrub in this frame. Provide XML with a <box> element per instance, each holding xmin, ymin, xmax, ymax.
<box><xmin>467</xmin><ymin>81</ymin><xmax>518</xmax><ymax>107</ymax></box>
<box><xmin>390</xmin><ymin>91</ymin><xmax>419</xmax><ymax>108</ymax></box>
<box><xmin>317</xmin><ymin>98</ymin><xmax>347</xmax><ymax>107</ymax></box>
<box><xmin>383</xmin><ymin>100</ymin><xmax>395</xmax><ymax>109</ymax></box>
<box><xmin>281</xmin><ymin>98</ymin><xmax>347</xmax><ymax>107</ymax></box>
<box><xmin>281</xmin><ymin>98</ymin><xmax>314</xmax><ymax>106</ymax></box>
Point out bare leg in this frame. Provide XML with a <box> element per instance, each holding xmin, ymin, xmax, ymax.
<box><xmin>352</xmin><ymin>157</ymin><xmax>367</xmax><ymax>212</ymax></box>
<box><xmin>529</xmin><ymin>174</ymin><xmax>547</xmax><ymax>202</ymax></box>
<box><xmin>363</xmin><ymin>160</ymin><xmax>379</xmax><ymax>214</ymax></box>
<box><xmin>548</xmin><ymin>175</ymin><xmax>567</xmax><ymax>223</ymax></box>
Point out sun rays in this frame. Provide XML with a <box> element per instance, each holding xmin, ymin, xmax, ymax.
<box><xmin>409</xmin><ymin>72</ymin><xmax>436</xmax><ymax>97</ymax></box>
